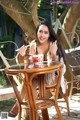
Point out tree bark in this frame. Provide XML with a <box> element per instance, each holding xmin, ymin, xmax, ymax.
<box><xmin>0</xmin><ymin>0</ymin><xmax>36</xmax><ymax>40</ymax></box>
<box><xmin>60</xmin><ymin>3</ymin><xmax>80</xmax><ymax>49</ymax></box>
<box><xmin>32</xmin><ymin>0</ymin><xmax>39</xmax><ymax>28</ymax></box>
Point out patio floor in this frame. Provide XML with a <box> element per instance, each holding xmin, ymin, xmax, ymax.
<box><xmin>0</xmin><ymin>93</ymin><xmax>80</xmax><ymax>120</ymax></box>
<box><xmin>48</xmin><ymin>93</ymin><xmax>80</xmax><ymax>120</ymax></box>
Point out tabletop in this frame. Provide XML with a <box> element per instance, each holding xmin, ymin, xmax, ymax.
<box><xmin>5</xmin><ymin>61</ymin><xmax>62</xmax><ymax>73</ymax></box>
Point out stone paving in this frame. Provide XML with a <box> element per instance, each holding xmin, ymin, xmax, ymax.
<box><xmin>0</xmin><ymin>93</ymin><xmax>80</xmax><ymax>120</ymax></box>
<box><xmin>37</xmin><ymin>94</ymin><xmax>80</xmax><ymax>120</ymax></box>
<box><xmin>48</xmin><ymin>93</ymin><xmax>80</xmax><ymax>120</ymax></box>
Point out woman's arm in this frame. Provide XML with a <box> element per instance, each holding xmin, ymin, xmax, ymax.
<box><xmin>16</xmin><ymin>40</ymin><xmax>36</xmax><ymax>63</ymax></box>
<box><xmin>60</xmin><ymin>57</ymin><xmax>68</xmax><ymax>94</ymax></box>
<box><xmin>16</xmin><ymin>45</ymin><xmax>28</xmax><ymax>64</ymax></box>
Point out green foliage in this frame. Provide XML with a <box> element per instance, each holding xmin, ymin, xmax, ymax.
<box><xmin>0</xmin><ymin>76</ymin><xmax>6</xmax><ymax>87</ymax></box>
<box><xmin>38</xmin><ymin>0</ymin><xmax>53</xmax><ymax>9</ymax></box>
<box><xmin>0</xmin><ymin>35</ymin><xmax>12</xmax><ymax>42</ymax></box>
<box><xmin>76</xmin><ymin>20</ymin><xmax>80</xmax><ymax>34</ymax></box>
<box><xmin>57</xmin><ymin>4</ymin><xmax>66</xmax><ymax>18</ymax></box>
<box><xmin>5</xmin><ymin>14</ymin><xmax>15</xmax><ymax>35</ymax></box>
<box><xmin>0</xmin><ymin>72</ymin><xmax>8</xmax><ymax>88</ymax></box>
<box><xmin>0</xmin><ymin>35</ymin><xmax>14</xmax><ymax>59</ymax></box>
<box><xmin>38</xmin><ymin>0</ymin><xmax>41</xmax><ymax>7</ymax></box>
<box><xmin>0</xmin><ymin>98</ymin><xmax>16</xmax><ymax>112</ymax></box>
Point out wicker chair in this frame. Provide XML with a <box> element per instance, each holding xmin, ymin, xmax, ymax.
<box><xmin>65</xmin><ymin>48</ymin><xmax>80</xmax><ymax>98</ymax></box>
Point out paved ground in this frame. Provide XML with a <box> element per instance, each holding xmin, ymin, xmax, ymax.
<box><xmin>0</xmin><ymin>93</ymin><xmax>80</xmax><ymax>120</ymax></box>
<box><xmin>49</xmin><ymin>93</ymin><xmax>80</xmax><ymax>120</ymax></box>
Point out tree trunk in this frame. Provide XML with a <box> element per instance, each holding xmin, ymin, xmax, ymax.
<box><xmin>0</xmin><ymin>0</ymin><xmax>36</xmax><ymax>40</ymax></box>
<box><xmin>32</xmin><ymin>0</ymin><xmax>39</xmax><ymax>27</ymax></box>
<box><xmin>60</xmin><ymin>3</ymin><xmax>80</xmax><ymax>49</ymax></box>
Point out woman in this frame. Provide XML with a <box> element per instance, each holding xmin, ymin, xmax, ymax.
<box><xmin>9</xmin><ymin>20</ymin><xmax>68</xmax><ymax>117</ymax></box>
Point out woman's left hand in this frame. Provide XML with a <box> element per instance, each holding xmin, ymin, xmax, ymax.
<box><xmin>49</xmin><ymin>41</ymin><xmax>57</xmax><ymax>55</ymax></box>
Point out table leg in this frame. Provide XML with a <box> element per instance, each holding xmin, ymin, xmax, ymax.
<box><xmin>30</xmin><ymin>109</ymin><xmax>38</xmax><ymax>120</ymax></box>
<box><xmin>42</xmin><ymin>109</ymin><xmax>49</xmax><ymax>120</ymax></box>
<box><xmin>38</xmin><ymin>75</ymin><xmax>45</xmax><ymax>98</ymax></box>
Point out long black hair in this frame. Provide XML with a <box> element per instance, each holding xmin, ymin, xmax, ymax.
<box><xmin>36</xmin><ymin>20</ymin><xmax>65</xmax><ymax>61</ymax></box>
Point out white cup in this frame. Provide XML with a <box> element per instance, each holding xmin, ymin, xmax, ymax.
<box><xmin>33</xmin><ymin>54</ymin><xmax>44</xmax><ymax>62</ymax></box>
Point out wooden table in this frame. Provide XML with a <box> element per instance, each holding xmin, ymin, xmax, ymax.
<box><xmin>5</xmin><ymin>61</ymin><xmax>63</xmax><ymax>120</ymax></box>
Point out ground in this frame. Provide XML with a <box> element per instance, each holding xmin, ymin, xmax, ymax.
<box><xmin>0</xmin><ymin>93</ymin><xmax>80</xmax><ymax>120</ymax></box>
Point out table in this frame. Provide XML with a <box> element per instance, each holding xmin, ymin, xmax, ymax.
<box><xmin>5</xmin><ymin>61</ymin><xmax>63</xmax><ymax>120</ymax></box>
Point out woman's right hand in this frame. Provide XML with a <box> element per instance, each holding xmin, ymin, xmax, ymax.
<box><xmin>19</xmin><ymin>45</ymin><xmax>27</xmax><ymax>56</ymax></box>
<box><xmin>50</xmin><ymin>41</ymin><xmax>57</xmax><ymax>56</ymax></box>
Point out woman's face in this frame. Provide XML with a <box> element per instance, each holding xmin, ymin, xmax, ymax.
<box><xmin>37</xmin><ymin>24</ymin><xmax>50</xmax><ymax>44</ymax></box>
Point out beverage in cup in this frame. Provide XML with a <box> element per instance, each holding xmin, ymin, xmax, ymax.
<box><xmin>33</xmin><ymin>54</ymin><xmax>44</xmax><ymax>62</ymax></box>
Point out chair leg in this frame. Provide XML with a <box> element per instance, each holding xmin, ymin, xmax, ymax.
<box><xmin>63</xmin><ymin>91</ymin><xmax>70</xmax><ymax>116</ymax></box>
<box><xmin>55</xmin><ymin>102</ymin><xmax>63</xmax><ymax>120</ymax></box>
<box><xmin>59</xmin><ymin>90</ymin><xmax>70</xmax><ymax>116</ymax></box>
<box><xmin>18</xmin><ymin>106</ymin><xmax>21</xmax><ymax>120</ymax></box>
<box><xmin>69</xmin><ymin>81</ymin><xmax>73</xmax><ymax>99</ymax></box>
<box><xmin>50</xmin><ymin>89</ymin><xmax>70</xmax><ymax>116</ymax></box>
